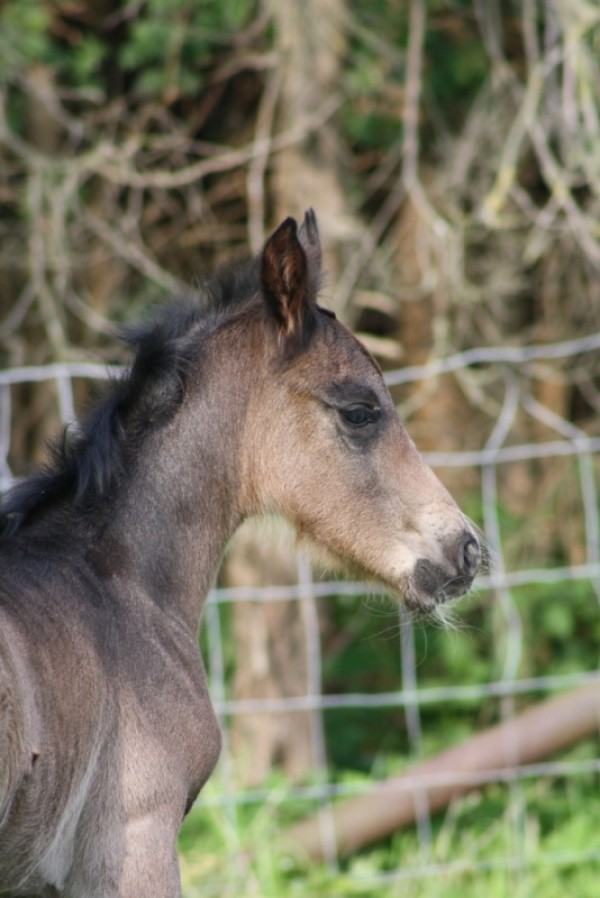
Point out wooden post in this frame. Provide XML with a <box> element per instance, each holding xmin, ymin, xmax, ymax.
<box><xmin>283</xmin><ymin>680</ymin><xmax>600</xmax><ymax>860</ymax></box>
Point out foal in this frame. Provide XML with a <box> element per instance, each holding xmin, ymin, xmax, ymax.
<box><xmin>0</xmin><ymin>211</ymin><xmax>480</xmax><ymax>897</ymax></box>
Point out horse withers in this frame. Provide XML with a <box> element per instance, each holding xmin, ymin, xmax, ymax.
<box><xmin>0</xmin><ymin>211</ymin><xmax>481</xmax><ymax>897</ymax></box>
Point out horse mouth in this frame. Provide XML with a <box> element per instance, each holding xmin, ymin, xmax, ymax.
<box><xmin>375</xmin><ymin>530</ymin><xmax>482</xmax><ymax>612</ymax></box>
<box><xmin>413</xmin><ymin>559</ymin><xmax>476</xmax><ymax>605</ymax></box>
<box><xmin>357</xmin><ymin>563</ymin><xmax>477</xmax><ymax>614</ymax></box>
<box><xmin>398</xmin><ymin>546</ymin><xmax>483</xmax><ymax>612</ymax></box>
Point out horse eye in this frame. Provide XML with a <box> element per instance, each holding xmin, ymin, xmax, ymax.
<box><xmin>339</xmin><ymin>405</ymin><xmax>379</xmax><ymax>428</ymax></box>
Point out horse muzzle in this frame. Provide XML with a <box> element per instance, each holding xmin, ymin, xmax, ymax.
<box><xmin>412</xmin><ymin>530</ymin><xmax>482</xmax><ymax>609</ymax></box>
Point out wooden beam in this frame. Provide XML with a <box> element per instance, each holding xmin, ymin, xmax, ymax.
<box><xmin>282</xmin><ymin>680</ymin><xmax>600</xmax><ymax>861</ymax></box>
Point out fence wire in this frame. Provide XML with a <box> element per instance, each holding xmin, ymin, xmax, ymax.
<box><xmin>1</xmin><ymin>333</ymin><xmax>600</xmax><ymax>887</ymax></box>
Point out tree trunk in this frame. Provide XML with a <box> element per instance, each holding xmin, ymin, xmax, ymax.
<box><xmin>269</xmin><ymin>0</ymin><xmax>361</xmax><ymax>319</ymax></box>
<box><xmin>227</xmin><ymin>0</ymin><xmax>353</xmax><ymax>785</ymax></box>
<box><xmin>222</xmin><ymin>523</ymin><xmax>319</xmax><ymax>786</ymax></box>
<box><xmin>394</xmin><ymin>195</ymin><xmax>477</xmax><ymax>495</ymax></box>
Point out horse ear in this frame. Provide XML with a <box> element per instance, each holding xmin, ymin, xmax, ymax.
<box><xmin>261</xmin><ymin>216</ymin><xmax>315</xmax><ymax>345</ymax></box>
<box><xmin>297</xmin><ymin>208</ymin><xmax>322</xmax><ymax>294</ymax></box>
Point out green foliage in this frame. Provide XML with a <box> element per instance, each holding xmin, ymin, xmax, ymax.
<box><xmin>0</xmin><ymin>0</ymin><xmax>257</xmax><ymax>98</ymax></box>
<box><xmin>425</xmin><ymin>20</ymin><xmax>488</xmax><ymax>113</ymax></box>
<box><xmin>0</xmin><ymin>2</ymin><xmax>52</xmax><ymax>76</ymax></box>
<box><xmin>340</xmin><ymin>0</ymin><xmax>489</xmax><ymax>159</ymax></box>
<box><xmin>0</xmin><ymin>1</ymin><xmax>106</xmax><ymax>91</ymax></box>
<box><xmin>68</xmin><ymin>35</ymin><xmax>106</xmax><ymax>90</ymax></box>
<box><xmin>517</xmin><ymin>579</ymin><xmax>600</xmax><ymax>678</ymax></box>
<box><xmin>178</xmin><ymin>765</ymin><xmax>600</xmax><ymax>897</ymax></box>
<box><xmin>316</xmin><ymin>567</ymin><xmax>599</xmax><ymax>774</ymax></box>
<box><xmin>118</xmin><ymin>0</ymin><xmax>256</xmax><ymax>98</ymax></box>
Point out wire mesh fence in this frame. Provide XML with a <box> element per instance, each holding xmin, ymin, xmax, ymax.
<box><xmin>2</xmin><ymin>332</ymin><xmax>600</xmax><ymax>887</ymax></box>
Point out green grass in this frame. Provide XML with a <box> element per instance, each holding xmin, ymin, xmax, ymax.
<box><xmin>187</xmin><ymin>561</ymin><xmax>600</xmax><ymax>897</ymax></box>
<box><xmin>184</xmin><ymin>574</ymin><xmax>600</xmax><ymax>896</ymax></box>
<box><xmin>178</xmin><ymin>758</ymin><xmax>600</xmax><ymax>898</ymax></box>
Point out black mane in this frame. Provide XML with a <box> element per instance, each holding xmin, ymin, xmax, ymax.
<box><xmin>0</xmin><ymin>257</ymin><xmax>261</xmax><ymax>538</ymax></box>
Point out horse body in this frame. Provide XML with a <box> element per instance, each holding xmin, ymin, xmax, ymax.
<box><xmin>0</xmin><ymin>532</ymin><xmax>220</xmax><ymax>897</ymax></box>
<box><xmin>0</xmin><ymin>211</ymin><xmax>481</xmax><ymax>896</ymax></box>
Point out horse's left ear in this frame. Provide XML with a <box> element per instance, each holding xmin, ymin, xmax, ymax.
<box><xmin>297</xmin><ymin>208</ymin><xmax>322</xmax><ymax>294</ymax></box>
<box><xmin>261</xmin><ymin>211</ymin><xmax>319</xmax><ymax>346</ymax></box>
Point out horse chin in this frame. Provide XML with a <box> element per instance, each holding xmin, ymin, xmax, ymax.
<box><xmin>399</xmin><ymin>580</ymin><xmax>446</xmax><ymax>614</ymax></box>
<box><xmin>355</xmin><ymin>557</ymin><xmax>476</xmax><ymax>614</ymax></box>
<box><xmin>361</xmin><ymin>571</ymin><xmax>434</xmax><ymax>614</ymax></box>
<box><xmin>399</xmin><ymin>570</ymin><xmax>475</xmax><ymax>615</ymax></box>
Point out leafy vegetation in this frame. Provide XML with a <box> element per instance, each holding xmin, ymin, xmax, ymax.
<box><xmin>193</xmin><ymin>564</ymin><xmax>600</xmax><ymax>895</ymax></box>
<box><xmin>177</xmin><ymin>756</ymin><xmax>600</xmax><ymax>897</ymax></box>
<box><xmin>314</xmin><ymin>572</ymin><xmax>600</xmax><ymax>771</ymax></box>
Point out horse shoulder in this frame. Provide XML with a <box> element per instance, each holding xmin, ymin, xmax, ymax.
<box><xmin>0</xmin><ymin>616</ymin><xmax>39</xmax><ymax>827</ymax></box>
<box><xmin>116</xmin><ymin>609</ymin><xmax>222</xmax><ymax>814</ymax></box>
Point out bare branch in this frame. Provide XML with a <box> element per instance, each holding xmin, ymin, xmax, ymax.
<box><xmin>401</xmin><ymin>0</ymin><xmax>426</xmax><ymax>190</ymax></box>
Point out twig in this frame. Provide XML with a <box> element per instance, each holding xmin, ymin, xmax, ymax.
<box><xmin>84</xmin><ymin>211</ymin><xmax>185</xmax><ymax>295</ymax></box>
<box><xmin>401</xmin><ymin>0</ymin><xmax>425</xmax><ymax>190</ymax></box>
<box><xmin>247</xmin><ymin>69</ymin><xmax>282</xmax><ymax>254</ymax></box>
<box><xmin>95</xmin><ymin>95</ymin><xmax>342</xmax><ymax>190</ymax></box>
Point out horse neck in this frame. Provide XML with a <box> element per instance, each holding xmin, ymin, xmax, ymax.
<box><xmin>98</xmin><ymin>323</ymin><xmax>258</xmax><ymax>632</ymax></box>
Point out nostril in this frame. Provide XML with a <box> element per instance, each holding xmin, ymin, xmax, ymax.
<box><xmin>461</xmin><ymin>534</ymin><xmax>480</xmax><ymax>573</ymax></box>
